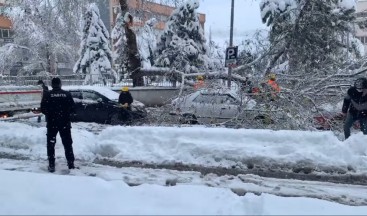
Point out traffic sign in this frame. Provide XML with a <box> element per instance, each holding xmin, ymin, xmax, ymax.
<box><xmin>225</xmin><ymin>46</ymin><xmax>238</xmax><ymax>67</ymax></box>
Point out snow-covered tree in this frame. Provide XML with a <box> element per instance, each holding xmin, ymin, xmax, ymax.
<box><xmin>73</xmin><ymin>3</ymin><xmax>116</xmax><ymax>85</ymax></box>
<box><xmin>206</xmin><ymin>28</ymin><xmax>225</xmax><ymax>71</ymax></box>
<box><xmin>118</xmin><ymin>0</ymin><xmax>144</xmax><ymax>86</ymax></box>
<box><xmin>207</xmin><ymin>40</ymin><xmax>224</xmax><ymax>71</ymax></box>
<box><xmin>260</xmin><ymin>0</ymin><xmax>363</xmax><ymax>75</ymax></box>
<box><xmin>155</xmin><ymin>0</ymin><xmax>215</xmax><ymax>73</ymax></box>
<box><xmin>235</xmin><ymin>30</ymin><xmax>270</xmax><ymax>76</ymax></box>
<box><xmin>111</xmin><ymin>10</ymin><xmax>128</xmax><ymax>79</ymax></box>
<box><xmin>137</xmin><ymin>18</ymin><xmax>158</xmax><ymax>68</ymax></box>
<box><xmin>0</xmin><ymin>44</ymin><xmax>30</xmax><ymax>75</ymax></box>
<box><xmin>3</xmin><ymin>0</ymin><xmax>87</xmax><ymax>75</ymax></box>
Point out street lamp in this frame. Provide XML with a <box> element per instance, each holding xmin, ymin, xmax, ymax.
<box><xmin>228</xmin><ymin>0</ymin><xmax>235</xmax><ymax>88</ymax></box>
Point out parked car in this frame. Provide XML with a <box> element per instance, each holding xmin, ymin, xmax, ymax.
<box><xmin>170</xmin><ymin>89</ymin><xmax>280</xmax><ymax>125</ymax></box>
<box><xmin>63</xmin><ymin>86</ymin><xmax>147</xmax><ymax>125</ymax></box>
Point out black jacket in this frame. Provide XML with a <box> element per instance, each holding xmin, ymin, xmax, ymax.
<box><xmin>118</xmin><ymin>92</ymin><xmax>133</xmax><ymax>105</ymax></box>
<box><xmin>41</xmin><ymin>87</ymin><xmax>75</xmax><ymax>127</ymax></box>
<box><xmin>342</xmin><ymin>87</ymin><xmax>367</xmax><ymax>118</ymax></box>
<box><xmin>40</xmin><ymin>83</ymin><xmax>49</xmax><ymax>98</ymax></box>
<box><xmin>41</xmin><ymin>83</ymin><xmax>49</xmax><ymax>92</ymax></box>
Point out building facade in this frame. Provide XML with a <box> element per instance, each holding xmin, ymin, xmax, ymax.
<box><xmin>0</xmin><ymin>0</ymin><xmax>13</xmax><ymax>45</ymax></box>
<box><xmin>107</xmin><ymin>0</ymin><xmax>205</xmax><ymax>32</ymax></box>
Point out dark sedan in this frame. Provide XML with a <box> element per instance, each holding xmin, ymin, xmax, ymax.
<box><xmin>63</xmin><ymin>86</ymin><xmax>147</xmax><ymax>125</ymax></box>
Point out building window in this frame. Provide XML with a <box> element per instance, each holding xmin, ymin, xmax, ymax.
<box><xmin>2</xmin><ymin>29</ymin><xmax>9</xmax><ymax>38</ymax></box>
<box><xmin>357</xmin><ymin>36</ymin><xmax>367</xmax><ymax>44</ymax></box>
<box><xmin>357</xmin><ymin>11</ymin><xmax>367</xmax><ymax>18</ymax></box>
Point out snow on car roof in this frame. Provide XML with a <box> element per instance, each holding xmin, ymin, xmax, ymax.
<box><xmin>63</xmin><ymin>86</ymin><xmax>119</xmax><ymax>101</ymax></box>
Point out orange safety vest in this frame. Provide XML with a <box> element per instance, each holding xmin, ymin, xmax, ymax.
<box><xmin>267</xmin><ymin>80</ymin><xmax>280</xmax><ymax>93</ymax></box>
<box><xmin>194</xmin><ymin>80</ymin><xmax>205</xmax><ymax>90</ymax></box>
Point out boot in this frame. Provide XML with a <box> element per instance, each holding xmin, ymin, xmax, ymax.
<box><xmin>68</xmin><ymin>161</ymin><xmax>75</xmax><ymax>169</ymax></box>
<box><xmin>48</xmin><ymin>161</ymin><xmax>55</xmax><ymax>173</ymax></box>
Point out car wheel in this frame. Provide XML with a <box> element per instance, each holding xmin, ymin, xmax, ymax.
<box><xmin>180</xmin><ymin>114</ymin><xmax>198</xmax><ymax>124</ymax></box>
<box><xmin>110</xmin><ymin>113</ymin><xmax>120</xmax><ymax>125</ymax></box>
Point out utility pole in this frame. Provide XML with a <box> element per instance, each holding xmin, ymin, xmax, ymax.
<box><xmin>228</xmin><ymin>0</ymin><xmax>234</xmax><ymax>88</ymax></box>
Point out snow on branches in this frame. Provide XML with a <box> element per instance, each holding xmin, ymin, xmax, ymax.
<box><xmin>260</xmin><ymin>0</ymin><xmax>362</xmax><ymax>75</ymax></box>
<box><xmin>73</xmin><ymin>3</ymin><xmax>116</xmax><ymax>85</ymax></box>
<box><xmin>155</xmin><ymin>0</ymin><xmax>218</xmax><ymax>73</ymax></box>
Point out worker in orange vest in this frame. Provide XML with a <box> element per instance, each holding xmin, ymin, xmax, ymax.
<box><xmin>194</xmin><ymin>75</ymin><xmax>206</xmax><ymax>90</ymax></box>
<box><xmin>267</xmin><ymin>74</ymin><xmax>280</xmax><ymax>92</ymax></box>
<box><xmin>263</xmin><ymin>73</ymin><xmax>280</xmax><ymax>101</ymax></box>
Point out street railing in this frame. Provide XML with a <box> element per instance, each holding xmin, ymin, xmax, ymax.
<box><xmin>0</xmin><ymin>74</ymin><xmax>181</xmax><ymax>87</ymax></box>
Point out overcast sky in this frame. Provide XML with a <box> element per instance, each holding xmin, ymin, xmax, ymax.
<box><xmin>197</xmin><ymin>0</ymin><xmax>267</xmax><ymax>42</ymax></box>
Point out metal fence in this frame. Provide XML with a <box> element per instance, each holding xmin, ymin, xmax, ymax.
<box><xmin>0</xmin><ymin>74</ymin><xmax>180</xmax><ymax>87</ymax></box>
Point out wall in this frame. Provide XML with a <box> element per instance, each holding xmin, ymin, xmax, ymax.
<box><xmin>112</xmin><ymin>86</ymin><xmax>180</xmax><ymax>106</ymax></box>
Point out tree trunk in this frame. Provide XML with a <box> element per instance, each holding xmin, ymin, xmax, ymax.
<box><xmin>46</xmin><ymin>44</ymin><xmax>52</xmax><ymax>74</ymax></box>
<box><xmin>119</xmin><ymin>0</ymin><xmax>144</xmax><ymax>87</ymax></box>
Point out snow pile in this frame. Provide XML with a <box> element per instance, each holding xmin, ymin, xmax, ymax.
<box><xmin>1</xmin><ymin>122</ymin><xmax>367</xmax><ymax>174</ymax></box>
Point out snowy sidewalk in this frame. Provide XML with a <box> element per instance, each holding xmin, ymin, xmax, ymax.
<box><xmin>1</xmin><ymin>158</ymin><xmax>367</xmax><ymax>207</ymax></box>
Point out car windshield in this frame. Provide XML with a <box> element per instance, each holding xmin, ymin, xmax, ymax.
<box><xmin>93</xmin><ymin>87</ymin><xmax>119</xmax><ymax>101</ymax></box>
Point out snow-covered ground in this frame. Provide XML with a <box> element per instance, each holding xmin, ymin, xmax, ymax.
<box><xmin>1</xmin><ymin>118</ymin><xmax>367</xmax><ymax>214</ymax></box>
<box><xmin>1</xmin><ymin>168</ymin><xmax>367</xmax><ymax>215</ymax></box>
<box><xmin>1</xmin><ymin>119</ymin><xmax>367</xmax><ymax>175</ymax></box>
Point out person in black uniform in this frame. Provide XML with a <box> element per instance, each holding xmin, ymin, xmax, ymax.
<box><xmin>41</xmin><ymin>77</ymin><xmax>76</xmax><ymax>172</ymax></box>
<box><xmin>37</xmin><ymin>80</ymin><xmax>49</xmax><ymax>93</ymax></box>
<box><xmin>342</xmin><ymin>77</ymin><xmax>367</xmax><ymax>140</ymax></box>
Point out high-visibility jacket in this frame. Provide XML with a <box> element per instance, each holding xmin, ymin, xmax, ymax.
<box><xmin>267</xmin><ymin>80</ymin><xmax>280</xmax><ymax>93</ymax></box>
<box><xmin>194</xmin><ymin>80</ymin><xmax>205</xmax><ymax>90</ymax></box>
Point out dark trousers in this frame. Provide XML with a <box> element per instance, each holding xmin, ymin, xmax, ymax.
<box><xmin>47</xmin><ymin>124</ymin><xmax>74</xmax><ymax>165</ymax></box>
<box><xmin>120</xmin><ymin>108</ymin><xmax>132</xmax><ymax>123</ymax></box>
<box><xmin>344</xmin><ymin>113</ymin><xmax>367</xmax><ymax>139</ymax></box>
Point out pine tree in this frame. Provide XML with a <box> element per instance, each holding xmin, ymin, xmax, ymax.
<box><xmin>4</xmin><ymin>0</ymin><xmax>86</xmax><ymax>75</ymax></box>
<box><xmin>155</xmin><ymin>0</ymin><xmax>215</xmax><ymax>73</ymax></box>
<box><xmin>73</xmin><ymin>3</ymin><xmax>115</xmax><ymax>84</ymax></box>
